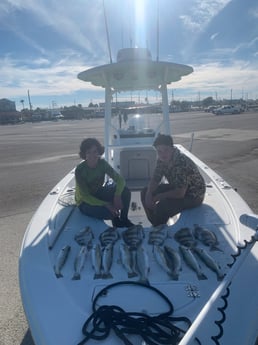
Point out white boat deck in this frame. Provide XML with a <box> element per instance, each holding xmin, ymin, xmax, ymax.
<box><xmin>19</xmin><ymin>145</ymin><xmax>258</xmax><ymax>345</ymax></box>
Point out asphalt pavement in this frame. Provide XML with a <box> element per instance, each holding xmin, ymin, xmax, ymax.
<box><xmin>0</xmin><ymin>111</ymin><xmax>257</xmax><ymax>345</ymax></box>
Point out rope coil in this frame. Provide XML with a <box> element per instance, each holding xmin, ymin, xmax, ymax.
<box><xmin>78</xmin><ymin>281</ymin><xmax>193</xmax><ymax>345</ymax></box>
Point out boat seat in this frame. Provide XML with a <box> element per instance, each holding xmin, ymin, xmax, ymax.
<box><xmin>119</xmin><ymin>147</ymin><xmax>156</xmax><ymax>190</ymax></box>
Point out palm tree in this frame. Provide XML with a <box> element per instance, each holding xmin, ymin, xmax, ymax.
<box><xmin>20</xmin><ymin>99</ymin><xmax>25</xmax><ymax>110</ymax></box>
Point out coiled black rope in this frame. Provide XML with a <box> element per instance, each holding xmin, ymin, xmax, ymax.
<box><xmin>78</xmin><ymin>281</ymin><xmax>193</xmax><ymax>345</ymax></box>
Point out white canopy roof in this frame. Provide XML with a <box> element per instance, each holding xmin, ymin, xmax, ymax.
<box><xmin>78</xmin><ymin>48</ymin><xmax>193</xmax><ymax>92</ymax></box>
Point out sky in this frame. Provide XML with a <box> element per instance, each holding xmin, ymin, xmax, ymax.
<box><xmin>0</xmin><ymin>0</ymin><xmax>258</xmax><ymax>110</ymax></box>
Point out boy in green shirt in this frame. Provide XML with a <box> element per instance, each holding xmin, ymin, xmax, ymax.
<box><xmin>75</xmin><ymin>138</ymin><xmax>134</xmax><ymax>228</ymax></box>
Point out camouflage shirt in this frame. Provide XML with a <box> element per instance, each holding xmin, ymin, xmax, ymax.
<box><xmin>153</xmin><ymin>147</ymin><xmax>206</xmax><ymax>199</ymax></box>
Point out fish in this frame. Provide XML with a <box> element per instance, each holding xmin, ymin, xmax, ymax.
<box><xmin>148</xmin><ymin>224</ymin><xmax>168</xmax><ymax>246</ymax></box>
<box><xmin>164</xmin><ymin>245</ymin><xmax>182</xmax><ymax>280</ymax></box>
<box><xmin>174</xmin><ymin>227</ymin><xmax>196</xmax><ymax>248</ymax></box>
<box><xmin>54</xmin><ymin>245</ymin><xmax>71</xmax><ymax>278</ymax></box>
<box><xmin>91</xmin><ymin>243</ymin><xmax>102</xmax><ymax>279</ymax></box>
<box><xmin>136</xmin><ymin>245</ymin><xmax>150</xmax><ymax>285</ymax></box>
<box><xmin>179</xmin><ymin>245</ymin><xmax>207</xmax><ymax>280</ymax></box>
<box><xmin>122</xmin><ymin>225</ymin><xmax>145</xmax><ymax>249</ymax></box>
<box><xmin>192</xmin><ymin>247</ymin><xmax>225</xmax><ymax>281</ymax></box>
<box><xmin>119</xmin><ymin>243</ymin><xmax>138</xmax><ymax>278</ymax></box>
<box><xmin>153</xmin><ymin>245</ymin><xmax>177</xmax><ymax>279</ymax></box>
<box><xmin>99</xmin><ymin>227</ymin><xmax>119</xmax><ymax>247</ymax></box>
<box><xmin>74</xmin><ymin>226</ymin><xmax>94</xmax><ymax>248</ymax></box>
<box><xmin>193</xmin><ymin>224</ymin><xmax>222</xmax><ymax>252</ymax></box>
<box><xmin>72</xmin><ymin>245</ymin><xmax>88</xmax><ymax>280</ymax></box>
<box><xmin>102</xmin><ymin>243</ymin><xmax>114</xmax><ymax>279</ymax></box>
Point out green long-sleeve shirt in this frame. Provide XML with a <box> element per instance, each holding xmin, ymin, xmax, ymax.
<box><xmin>75</xmin><ymin>158</ymin><xmax>125</xmax><ymax>206</ymax></box>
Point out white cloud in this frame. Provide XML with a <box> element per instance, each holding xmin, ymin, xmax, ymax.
<box><xmin>1</xmin><ymin>0</ymin><xmax>258</xmax><ymax>106</ymax></box>
<box><xmin>0</xmin><ymin>53</ymin><xmax>96</xmax><ymax>99</ymax></box>
<box><xmin>173</xmin><ymin>60</ymin><xmax>258</xmax><ymax>100</ymax></box>
<box><xmin>180</xmin><ymin>0</ymin><xmax>232</xmax><ymax>33</ymax></box>
<box><xmin>1</xmin><ymin>0</ymin><xmax>106</xmax><ymax>57</ymax></box>
<box><xmin>250</xmin><ymin>6</ymin><xmax>258</xmax><ymax>18</ymax></box>
<box><xmin>210</xmin><ymin>32</ymin><xmax>219</xmax><ymax>40</ymax></box>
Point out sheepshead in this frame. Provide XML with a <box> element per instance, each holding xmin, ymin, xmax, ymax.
<box><xmin>122</xmin><ymin>225</ymin><xmax>145</xmax><ymax>249</ymax></box>
<box><xmin>74</xmin><ymin>226</ymin><xmax>94</xmax><ymax>248</ymax></box>
<box><xmin>148</xmin><ymin>224</ymin><xmax>168</xmax><ymax>246</ymax></box>
<box><xmin>102</xmin><ymin>243</ymin><xmax>114</xmax><ymax>279</ymax></box>
<box><xmin>119</xmin><ymin>243</ymin><xmax>138</xmax><ymax>278</ymax></box>
<box><xmin>99</xmin><ymin>227</ymin><xmax>119</xmax><ymax>247</ymax></box>
<box><xmin>91</xmin><ymin>243</ymin><xmax>102</xmax><ymax>279</ymax></box>
<box><xmin>136</xmin><ymin>245</ymin><xmax>150</xmax><ymax>285</ymax></box>
<box><xmin>179</xmin><ymin>246</ymin><xmax>207</xmax><ymax>280</ymax></box>
<box><xmin>193</xmin><ymin>224</ymin><xmax>222</xmax><ymax>252</ymax></box>
<box><xmin>72</xmin><ymin>245</ymin><xmax>88</xmax><ymax>280</ymax></box>
<box><xmin>174</xmin><ymin>227</ymin><xmax>196</xmax><ymax>248</ymax></box>
<box><xmin>193</xmin><ymin>247</ymin><xmax>225</xmax><ymax>281</ymax></box>
<box><xmin>54</xmin><ymin>245</ymin><xmax>71</xmax><ymax>278</ymax></box>
<box><xmin>164</xmin><ymin>245</ymin><xmax>182</xmax><ymax>280</ymax></box>
<box><xmin>153</xmin><ymin>245</ymin><xmax>176</xmax><ymax>279</ymax></box>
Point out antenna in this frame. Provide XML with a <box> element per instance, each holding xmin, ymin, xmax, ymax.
<box><xmin>103</xmin><ymin>0</ymin><xmax>112</xmax><ymax>63</ymax></box>
<box><xmin>156</xmin><ymin>0</ymin><xmax>160</xmax><ymax>61</ymax></box>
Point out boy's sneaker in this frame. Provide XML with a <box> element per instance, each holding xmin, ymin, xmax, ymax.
<box><xmin>112</xmin><ymin>217</ymin><xmax>135</xmax><ymax>228</ymax></box>
<box><xmin>121</xmin><ymin>219</ymin><xmax>135</xmax><ymax>228</ymax></box>
<box><xmin>112</xmin><ymin>217</ymin><xmax>125</xmax><ymax>228</ymax></box>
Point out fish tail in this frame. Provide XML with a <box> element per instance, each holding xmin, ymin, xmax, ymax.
<box><xmin>102</xmin><ymin>272</ymin><xmax>113</xmax><ymax>279</ymax></box>
<box><xmin>93</xmin><ymin>273</ymin><xmax>102</xmax><ymax>279</ymax></box>
<box><xmin>211</xmin><ymin>246</ymin><xmax>223</xmax><ymax>252</ymax></box>
<box><xmin>170</xmin><ymin>273</ymin><xmax>179</xmax><ymax>281</ymax></box>
<box><xmin>72</xmin><ymin>273</ymin><xmax>80</xmax><ymax>280</ymax></box>
<box><xmin>198</xmin><ymin>273</ymin><xmax>207</xmax><ymax>280</ymax></box>
<box><xmin>217</xmin><ymin>273</ymin><xmax>225</xmax><ymax>281</ymax></box>
<box><xmin>138</xmin><ymin>278</ymin><xmax>150</xmax><ymax>286</ymax></box>
<box><xmin>55</xmin><ymin>272</ymin><xmax>63</xmax><ymax>278</ymax></box>
<box><xmin>128</xmin><ymin>272</ymin><xmax>138</xmax><ymax>278</ymax></box>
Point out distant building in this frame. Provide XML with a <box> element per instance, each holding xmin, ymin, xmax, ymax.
<box><xmin>0</xmin><ymin>98</ymin><xmax>19</xmax><ymax>124</ymax></box>
<box><xmin>0</xmin><ymin>98</ymin><xmax>16</xmax><ymax>111</ymax></box>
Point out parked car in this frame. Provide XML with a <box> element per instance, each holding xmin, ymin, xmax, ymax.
<box><xmin>213</xmin><ymin>105</ymin><xmax>241</xmax><ymax>115</ymax></box>
<box><xmin>204</xmin><ymin>105</ymin><xmax>218</xmax><ymax>112</ymax></box>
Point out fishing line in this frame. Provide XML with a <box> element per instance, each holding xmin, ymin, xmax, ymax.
<box><xmin>78</xmin><ymin>281</ymin><xmax>198</xmax><ymax>345</ymax></box>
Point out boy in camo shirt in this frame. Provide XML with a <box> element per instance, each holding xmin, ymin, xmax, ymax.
<box><xmin>141</xmin><ymin>134</ymin><xmax>206</xmax><ymax>226</ymax></box>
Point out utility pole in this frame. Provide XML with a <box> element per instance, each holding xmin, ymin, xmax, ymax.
<box><xmin>27</xmin><ymin>90</ymin><xmax>32</xmax><ymax>111</ymax></box>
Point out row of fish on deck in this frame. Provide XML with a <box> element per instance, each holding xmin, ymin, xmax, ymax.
<box><xmin>53</xmin><ymin>223</ymin><xmax>225</xmax><ymax>283</ymax></box>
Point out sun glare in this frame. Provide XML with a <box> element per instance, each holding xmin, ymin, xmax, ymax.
<box><xmin>134</xmin><ymin>0</ymin><xmax>147</xmax><ymax>47</ymax></box>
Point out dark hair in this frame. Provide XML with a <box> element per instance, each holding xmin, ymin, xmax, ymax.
<box><xmin>79</xmin><ymin>138</ymin><xmax>104</xmax><ymax>159</ymax></box>
<box><xmin>153</xmin><ymin>134</ymin><xmax>173</xmax><ymax>147</ymax></box>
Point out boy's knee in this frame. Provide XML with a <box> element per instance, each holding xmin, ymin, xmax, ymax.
<box><xmin>140</xmin><ymin>187</ymin><xmax>147</xmax><ymax>201</ymax></box>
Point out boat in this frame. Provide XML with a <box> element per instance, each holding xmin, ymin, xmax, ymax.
<box><xmin>19</xmin><ymin>47</ymin><xmax>258</xmax><ymax>345</ymax></box>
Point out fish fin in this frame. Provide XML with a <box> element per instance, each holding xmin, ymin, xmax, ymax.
<box><xmin>128</xmin><ymin>272</ymin><xmax>138</xmax><ymax>278</ymax></box>
<box><xmin>72</xmin><ymin>273</ymin><xmax>80</xmax><ymax>280</ymax></box>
